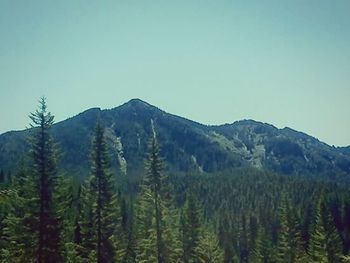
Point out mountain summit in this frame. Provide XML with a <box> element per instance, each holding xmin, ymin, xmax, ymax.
<box><xmin>0</xmin><ymin>99</ymin><xmax>349</xmax><ymax>179</ymax></box>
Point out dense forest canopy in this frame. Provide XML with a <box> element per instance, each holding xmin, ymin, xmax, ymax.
<box><xmin>1</xmin><ymin>99</ymin><xmax>350</xmax><ymax>262</ymax></box>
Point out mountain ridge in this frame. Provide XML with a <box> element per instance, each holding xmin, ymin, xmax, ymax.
<box><xmin>0</xmin><ymin>98</ymin><xmax>349</xmax><ymax>179</ymax></box>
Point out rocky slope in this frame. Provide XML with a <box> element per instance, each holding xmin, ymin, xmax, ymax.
<box><xmin>0</xmin><ymin>99</ymin><xmax>349</xmax><ymax>179</ymax></box>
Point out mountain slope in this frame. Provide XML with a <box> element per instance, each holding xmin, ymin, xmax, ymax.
<box><xmin>0</xmin><ymin>99</ymin><xmax>349</xmax><ymax>179</ymax></box>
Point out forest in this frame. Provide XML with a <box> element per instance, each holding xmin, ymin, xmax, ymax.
<box><xmin>1</xmin><ymin>98</ymin><xmax>350</xmax><ymax>263</ymax></box>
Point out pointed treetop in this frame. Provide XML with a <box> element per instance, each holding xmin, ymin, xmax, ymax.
<box><xmin>29</xmin><ymin>97</ymin><xmax>54</xmax><ymax>128</ymax></box>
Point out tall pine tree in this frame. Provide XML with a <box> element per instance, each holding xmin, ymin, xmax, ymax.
<box><xmin>136</xmin><ymin>124</ymin><xmax>178</xmax><ymax>263</ymax></box>
<box><xmin>289</xmin><ymin>208</ymin><xmax>308</xmax><ymax>263</ymax></box>
<box><xmin>82</xmin><ymin>119</ymin><xmax>119</xmax><ymax>263</ymax></box>
<box><xmin>276</xmin><ymin>195</ymin><xmax>291</xmax><ymax>263</ymax></box>
<box><xmin>323</xmin><ymin>203</ymin><xmax>343</xmax><ymax>263</ymax></box>
<box><xmin>308</xmin><ymin>199</ymin><xmax>327</xmax><ymax>263</ymax></box>
<box><xmin>197</xmin><ymin>229</ymin><xmax>224</xmax><ymax>263</ymax></box>
<box><xmin>30</xmin><ymin>97</ymin><xmax>61</xmax><ymax>263</ymax></box>
<box><xmin>180</xmin><ymin>191</ymin><xmax>201</xmax><ymax>263</ymax></box>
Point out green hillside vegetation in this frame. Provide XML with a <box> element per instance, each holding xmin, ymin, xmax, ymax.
<box><xmin>1</xmin><ymin>99</ymin><xmax>349</xmax><ymax>182</ymax></box>
<box><xmin>1</xmin><ymin>99</ymin><xmax>350</xmax><ymax>262</ymax></box>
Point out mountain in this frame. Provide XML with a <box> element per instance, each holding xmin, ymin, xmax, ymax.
<box><xmin>0</xmin><ymin>98</ymin><xmax>350</xmax><ymax>180</ymax></box>
<box><xmin>339</xmin><ymin>146</ymin><xmax>350</xmax><ymax>155</ymax></box>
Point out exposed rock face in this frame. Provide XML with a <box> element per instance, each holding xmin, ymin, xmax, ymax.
<box><xmin>0</xmin><ymin>99</ymin><xmax>349</xmax><ymax>179</ymax></box>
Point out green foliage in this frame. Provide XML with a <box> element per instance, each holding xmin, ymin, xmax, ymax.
<box><xmin>136</xmin><ymin>133</ymin><xmax>172</xmax><ymax>263</ymax></box>
<box><xmin>308</xmin><ymin>199</ymin><xmax>328</xmax><ymax>263</ymax></box>
<box><xmin>0</xmin><ymin>99</ymin><xmax>68</xmax><ymax>262</ymax></box>
<box><xmin>2</xmin><ymin>99</ymin><xmax>350</xmax><ymax>262</ymax></box>
<box><xmin>308</xmin><ymin>198</ymin><xmax>345</xmax><ymax>263</ymax></box>
<box><xmin>1</xmin><ymin>172</ymin><xmax>38</xmax><ymax>262</ymax></box>
<box><xmin>180</xmin><ymin>191</ymin><xmax>202</xmax><ymax>263</ymax></box>
<box><xmin>79</xmin><ymin>119</ymin><xmax>120</xmax><ymax>262</ymax></box>
<box><xmin>54</xmin><ymin>175</ymin><xmax>76</xmax><ymax>261</ymax></box>
<box><xmin>343</xmin><ymin>255</ymin><xmax>350</xmax><ymax>262</ymax></box>
<box><xmin>197</xmin><ymin>229</ymin><xmax>224</xmax><ymax>263</ymax></box>
<box><xmin>323</xmin><ymin>203</ymin><xmax>343</xmax><ymax>263</ymax></box>
<box><xmin>77</xmin><ymin>182</ymin><xmax>96</xmax><ymax>260</ymax></box>
<box><xmin>30</xmin><ymin>97</ymin><xmax>62</xmax><ymax>263</ymax></box>
<box><xmin>289</xmin><ymin>209</ymin><xmax>308</xmax><ymax>262</ymax></box>
<box><xmin>2</xmin><ymin>99</ymin><xmax>350</xmax><ymax>181</ymax></box>
<box><xmin>275</xmin><ymin>195</ymin><xmax>291</xmax><ymax>262</ymax></box>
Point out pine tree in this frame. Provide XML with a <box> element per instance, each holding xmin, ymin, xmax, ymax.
<box><xmin>113</xmin><ymin>194</ymin><xmax>128</xmax><ymax>262</ymax></box>
<box><xmin>1</xmin><ymin>170</ymin><xmax>38</xmax><ymax>262</ymax></box>
<box><xmin>247</xmin><ymin>214</ymin><xmax>259</xmax><ymax>262</ymax></box>
<box><xmin>289</xmin><ymin>209</ymin><xmax>308</xmax><ymax>263</ymax></box>
<box><xmin>54</xmin><ymin>174</ymin><xmax>77</xmax><ymax>261</ymax></box>
<box><xmin>323</xmin><ymin>204</ymin><xmax>343</xmax><ymax>263</ymax></box>
<box><xmin>238</xmin><ymin>213</ymin><xmax>250</xmax><ymax>263</ymax></box>
<box><xmin>121</xmin><ymin>201</ymin><xmax>137</xmax><ymax>263</ymax></box>
<box><xmin>197</xmin><ymin>229</ymin><xmax>224</xmax><ymax>263</ymax></box>
<box><xmin>29</xmin><ymin>97</ymin><xmax>61</xmax><ymax>263</ymax></box>
<box><xmin>146</xmin><ymin>134</ymin><xmax>166</xmax><ymax>263</ymax></box>
<box><xmin>136</xmin><ymin>126</ymin><xmax>178</xmax><ymax>263</ymax></box>
<box><xmin>78</xmin><ymin>182</ymin><xmax>96</xmax><ymax>261</ymax></box>
<box><xmin>276</xmin><ymin>195</ymin><xmax>291</xmax><ymax>263</ymax></box>
<box><xmin>136</xmin><ymin>184</ymin><xmax>160</xmax><ymax>262</ymax></box>
<box><xmin>180</xmin><ymin>191</ymin><xmax>201</xmax><ymax>263</ymax></box>
<box><xmin>218</xmin><ymin>213</ymin><xmax>235</xmax><ymax>263</ymax></box>
<box><xmin>251</xmin><ymin>226</ymin><xmax>276</xmax><ymax>263</ymax></box>
<box><xmin>136</xmin><ymin>132</ymin><xmax>167</xmax><ymax>263</ymax></box>
<box><xmin>1</xmin><ymin>98</ymin><xmax>62</xmax><ymax>262</ymax></box>
<box><xmin>80</xmin><ymin>119</ymin><xmax>119</xmax><ymax>262</ymax></box>
<box><xmin>250</xmin><ymin>223</ymin><xmax>263</xmax><ymax>263</ymax></box>
<box><xmin>308</xmin><ymin>199</ymin><xmax>327</xmax><ymax>263</ymax></box>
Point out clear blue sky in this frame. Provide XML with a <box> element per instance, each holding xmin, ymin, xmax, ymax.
<box><xmin>1</xmin><ymin>0</ymin><xmax>349</xmax><ymax>146</ymax></box>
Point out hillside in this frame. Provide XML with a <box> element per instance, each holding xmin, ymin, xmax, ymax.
<box><xmin>0</xmin><ymin>98</ymin><xmax>349</xmax><ymax>179</ymax></box>
<box><xmin>2</xmin><ymin>99</ymin><xmax>350</xmax><ymax>262</ymax></box>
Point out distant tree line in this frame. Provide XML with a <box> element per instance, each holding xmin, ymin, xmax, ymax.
<box><xmin>1</xmin><ymin>98</ymin><xmax>350</xmax><ymax>262</ymax></box>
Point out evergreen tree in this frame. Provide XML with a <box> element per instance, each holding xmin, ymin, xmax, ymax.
<box><xmin>122</xmin><ymin>201</ymin><xmax>137</xmax><ymax>263</ymax></box>
<box><xmin>136</xmin><ymin>126</ymin><xmax>178</xmax><ymax>263</ymax></box>
<box><xmin>30</xmin><ymin>97</ymin><xmax>61</xmax><ymax>263</ymax></box>
<box><xmin>218</xmin><ymin>213</ymin><xmax>235</xmax><ymax>263</ymax></box>
<box><xmin>113</xmin><ymin>194</ymin><xmax>128</xmax><ymax>262</ymax></box>
<box><xmin>254</xmin><ymin>227</ymin><xmax>276</xmax><ymax>263</ymax></box>
<box><xmin>136</xmin><ymin>189</ymin><xmax>159</xmax><ymax>263</ymax></box>
<box><xmin>1</xmin><ymin>170</ymin><xmax>38</xmax><ymax>262</ymax></box>
<box><xmin>180</xmin><ymin>191</ymin><xmax>201</xmax><ymax>263</ymax></box>
<box><xmin>289</xmin><ymin>209</ymin><xmax>307</xmax><ymax>263</ymax></box>
<box><xmin>276</xmin><ymin>195</ymin><xmax>291</xmax><ymax>263</ymax></box>
<box><xmin>238</xmin><ymin>213</ymin><xmax>250</xmax><ymax>263</ymax></box>
<box><xmin>78</xmin><ymin>182</ymin><xmax>96</xmax><ymax>261</ymax></box>
<box><xmin>308</xmin><ymin>199</ymin><xmax>327</xmax><ymax>263</ymax></box>
<box><xmin>197</xmin><ymin>229</ymin><xmax>224</xmax><ymax>263</ymax></box>
<box><xmin>323</xmin><ymin>204</ymin><xmax>343</xmax><ymax>263</ymax></box>
<box><xmin>250</xmin><ymin>223</ymin><xmax>263</xmax><ymax>263</ymax></box>
<box><xmin>147</xmin><ymin>133</ymin><xmax>166</xmax><ymax>263</ymax></box>
<box><xmin>54</xmin><ymin>174</ymin><xmax>77</xmax><ymax>261</ymax></box>
<box><xmin>80</xmin><ymin>119</ymin><xmax>119</xmax><ymax>262</ymax></box>
<box><xmin>1</xmin><ymin>98</ymin><xmax>61</xmax><ymax>262</ymax></box>
<box><xmin>247</xmin><ymin>215</ymin><xmax>259</xmax><ymax>262</ymax></box>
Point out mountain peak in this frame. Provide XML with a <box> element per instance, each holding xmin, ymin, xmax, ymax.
<box><xmin>126</xmin><ymin>98</ymin><xmax>151</xmax><ymax>107</ymax></box>
<box><xmin>116</xmin><ymin>99</ymin><xmax>162</xmax><ymax>115</ymax></box>
<box><xmin>1</xmin><ymin>100</ymin><xmax>350</xmax><ymax>177</ymax></box>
